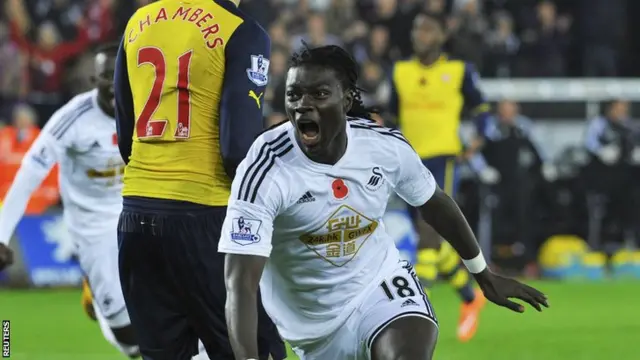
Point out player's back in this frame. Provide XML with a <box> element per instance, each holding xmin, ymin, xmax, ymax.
<box><xmin>122</xmin><ymin>0</ymin><xmax>254</xmax><ymax>206</ymax></box>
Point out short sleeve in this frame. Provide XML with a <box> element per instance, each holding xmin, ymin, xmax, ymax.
<box><xmin>218</xmin><ymin>138</ymin><xmax>288</xmax><ymax>258</ymax></box>
<box><xmin>391</xmin><ymin>142</ymin><xmax>437</xmax><ymax>207</ymax></box>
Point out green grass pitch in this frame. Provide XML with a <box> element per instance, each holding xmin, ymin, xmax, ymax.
<box><xmin>1</xmin><ymin>281</ymin><xmax>638</xmax><ymax>359</ymax></box>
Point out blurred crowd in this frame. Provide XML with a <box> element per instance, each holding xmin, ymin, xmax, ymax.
<box><xmin>0</xmin><ymin>0</ymin><xmax>630</xmax><ymax>126</ymax></box>
<box><xmin>0</xmin><ymin>0</ymin><xmax>637</xmax><ymax>269</ymax></box>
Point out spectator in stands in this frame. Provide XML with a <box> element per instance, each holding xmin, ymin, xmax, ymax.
<box><xmin>264</xmin><ymin>47</ymin><xmax>288</xmax><ymax>125</ymax></box>
<box><xmin>352</xmin><ymin>25</ymin><xmax>394</xmax><ymax>70</ymax></box>
<box><xmin>291</xmin><ymin>12</ymin><xmax>343</xmax><ymax>51</ymax></box>
<box><xmin>0</xmin><ymin>104</ymin><xmax>39</xmax><ymax>165</ymax></box>
<box><xmin>8</xmin><ymin>15</ymin><xmax>91</xmax><ymax>123</ymax></box>
<box><xmin>484</xmin><ymin>11</ymin><xmax>520</xmax><ymax>78</ymax></box>
<box><xmin>366</xmin><ymin>0</ymin><xmax>414</xmax><ymax>57</ymax></box>
<box><xmin>359</xmin><ymin>60</ymin><xmax>390</xmax><ymax>110</ymax></box>
<box><xmin>269</xmin><ymin>21</ymin><xmax>291</xmax><ymax>51</ymax></box>
<box><xmin>0</xmin><ymin>103</ymin><xmax>60</xmax><ymax>215</ymax></box>
<box><xmin>22</xmin><ymin>0</ymin><xmax>85</xmax><ymax>40</ymax></box>
<box><xmin>325</xmin><ymin>0</ymin><xmax>367</xmax><ymax>46</ymax></box>
<box><xmin>448</xmin><ymin>0</ymin><xmax>488</xmax><ymax>71</ymax></box>
<box><xmin>240</xmin><ymin>0</ymin><xmax>282</xmax><ymax>28</ymax></box>
<box><xmin>0</xmin><ymin>21</ymin><xmax>28</xmax><ymax>123</ymax></box>
<box><xmin>518</xmin><ymin>0</ymin><xmax>571</xmax><ymax>77</ymax></box>
<box><xmin>85</xmin><ymin>0</ymin><xmax>117</xmax><ymax>43</ymax></box>
<box><xmin>421</xmin><ymin>0</ymin><xmax>447</xmax><ymax>18</ymax></box>
<box><xmin>578</xmin><ymin>0</ymin><xmax>624</xmax><ymax>77</ymax></box>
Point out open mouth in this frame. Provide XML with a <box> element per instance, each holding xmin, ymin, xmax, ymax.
<box><xmin>297</xmin><ymin>119</ymin><xmax>321</xmax><ymax>146</ymax></box>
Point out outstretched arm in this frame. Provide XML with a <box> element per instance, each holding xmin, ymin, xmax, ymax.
<box><xmin>390</xmin><ymin>137</ymin><xmax>548</xmax><ymax>313</ymax></box>
<box><xmin>224</xmin><ymin>254</ymin><xmax>267</xmax><ymax>358</ymax></box>
<box><xmin>418</xmin><ymin>188</ymin><xmax>480</xmax><ymax>261</ymax></box>
<box><xmin>0</xmin><ymin>105</ymin><xmax>73</xmax><ymax>245</ymax></box>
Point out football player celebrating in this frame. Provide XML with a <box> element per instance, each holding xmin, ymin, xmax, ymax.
<box><xmin>219</xmin><ymin>44</ymin><xmax>548</xmax><ymax>360</ymax></box>
<box><xmin>0</xmin><ymin>44</ymin><xmax>140</xmax><ymax>358</ymax></box>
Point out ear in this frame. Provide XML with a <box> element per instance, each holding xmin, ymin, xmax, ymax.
<box><xmin>343</xmin><ymin>90</ymin><xmax>354</xmax><ymax>113</ymax></box>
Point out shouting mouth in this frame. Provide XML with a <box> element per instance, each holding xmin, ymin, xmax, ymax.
<box><xmin>297</xmin><ymin>119</ymin><xmax>321</xmax><ymax>146</ymax></box>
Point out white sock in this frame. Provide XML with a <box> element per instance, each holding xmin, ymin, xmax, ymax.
<box><xmin>93</xmin><ymin>303</ymin><xmax>140</xmax><ymax>357</ymax></box>
<box><xmin>191</xmin><ymin>340</ymin><xmax>210</xmax><ymax>360</ymax></box>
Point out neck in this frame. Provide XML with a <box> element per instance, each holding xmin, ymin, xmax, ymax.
<box><xmin>419</xmin><ymin>51</ymin><xmax>441</xmax><ymax>66</ymax></box>
<box><xmin>97</xmin><ymin>97</ymin><xmax>114</xmax><ymax>118</ymax></box>
<box><xmin>301</xmin><ymin>129</ymin><xmax>348</xmax><ymax>166</ymax></box>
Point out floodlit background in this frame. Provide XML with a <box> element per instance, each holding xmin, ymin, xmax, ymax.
<box><xmin>1</xmin><ymin>0</ymin><xmax>639</xmax><ymax>359</ymax></box>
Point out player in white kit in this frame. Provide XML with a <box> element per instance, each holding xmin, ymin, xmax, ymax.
<box><xmin>0</xmin><ymin>44</ymin><xmax>214</xmax><ymax>360</ymax></box>
<box><xmin>219</xmin><ymin>45</ymin><xmax>549</xmax><ymax>360</ymax></box>
<box><xmin>0</xmin><ymin>44</ymin><xmax>141</xmax><ymax>357</ymax></box>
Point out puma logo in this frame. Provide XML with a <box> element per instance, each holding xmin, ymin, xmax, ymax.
<box><xmin>248</xmin><ymin>90</ymin><xmax>263</xmax><ymax>109</ymax></box>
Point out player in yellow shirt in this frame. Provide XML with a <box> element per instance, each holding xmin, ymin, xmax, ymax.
<box><xmin>113</xmin><ymin>1</ymin><xmax>284</xmax><ymax>359</ymax></box>
<box><xmin>389</xmin><ymin>12</ymin><xmax>491</xmax><ymax>342</ymax></box>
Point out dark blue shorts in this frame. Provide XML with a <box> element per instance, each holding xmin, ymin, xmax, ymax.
<box><xmin>421</xmin><ymin>155</ymin><xmax>459</xmax><ymax>196</ymax></box>
<box><xmin>409</xmin><ymin>156</ymin><xmax>459</xmax><ymax>225</ymax></box>
<box><xmin>117</xmin><ymin>197</ymin><xmax>285</xmax><ymax>360</ymax></box>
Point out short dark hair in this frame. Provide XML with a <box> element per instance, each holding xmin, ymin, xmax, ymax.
<box><xmin>95</xmin><ymin>42</ymin><xmax>120</xmax><ymax>57</ymax></box>
<box><xmin>418</xmin><ymin>11</ymin><xmax>447</xmax><ymax>31</ymax></box>
<box><xmin>289</xmin><ymin>43</ymin><xmax>373</xmax><ymax>120</ymax></box>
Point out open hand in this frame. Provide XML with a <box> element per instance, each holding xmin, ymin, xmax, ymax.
<box><xmin>474</xmin><ymin>269</ymin><xmax>549</xmax><ymax>313</ymax></box>
<box><xmin>0</xmin><ymin>243</ymin><xmax>14</xmax><ymax>272</ymax></box>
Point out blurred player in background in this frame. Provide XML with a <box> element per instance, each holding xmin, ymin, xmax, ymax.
<box><xmin>389</xmin><ymin>12</ymin><xmax>492</xmax><ymax>342</ymax></box>
<box><xmin>114</xmin><ymin>0</ymin><xmax>284</xmax><ymax>359</ymax></box>
<box><xmin>0</xmin><ymin>44</ymin><xmax>140</xmax><ymax>358</ymax></box>
<box><xmin>220</xmin><ymin>44</ymin><xmax>548</xmax><ymax>360</ymax></box>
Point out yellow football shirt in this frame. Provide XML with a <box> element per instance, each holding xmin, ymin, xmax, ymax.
<box><xmin>114</xmin><ymin>0</ymin><xmax>271</xmax><ymax>206</ymax></box>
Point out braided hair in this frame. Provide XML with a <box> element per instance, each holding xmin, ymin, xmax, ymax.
<box><xmin>289</xmin><ymin>44</ymin><xmax>374</xmax><ymax>120</ymax></box>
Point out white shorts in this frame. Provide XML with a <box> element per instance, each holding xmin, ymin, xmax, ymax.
<box><xmin>291</xmin><ymin>261</ymin><xmax>438</xmax><ymax>360</ymax></box>
<box><xmin>76</xmin><ymin>232</ymin><xmax>129</xmax><ymax>328</ymax></box>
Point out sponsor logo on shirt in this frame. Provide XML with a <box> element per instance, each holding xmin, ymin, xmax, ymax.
<box><xmin>296</xmin><ymin>191</ymin><xmax>315</xmax><ymax>204</ymax></box>
<box><xmin>299</xmin><ymin>205</ymin><xmax>378</xmax><ymax>266</ymax></box>
<box><xmin>365</xmin><ymin>167</ymin><xmax>384</xmax><ymax>192</ymax></box>
<box><xmin>246</xmin><ymin>55</ymin><xmax>270</xmax><ymax>87</ymax></box>
<box><xmin>31</xmin><ymin>146</ymin><xmax>53</xmax><ymax>169</ymax></box>
<box><xmin>230</xmin><ymin>216</ymin><xmax>262</xmax><ymax>245</ymax></box>
<box><xmin>248</xmin><ymin>90</ymin><xmax>263</xmax><ymax>109</ymax></box>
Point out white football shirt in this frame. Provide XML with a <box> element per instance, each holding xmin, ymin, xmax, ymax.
<box><xmin>0</xmin><ymin>89</ymin><xmax>124</xmax><ymax>245</ymax></box>
<box><xmin>218</xmin><ymin>118</ymin><xmax>436</xmax><ymax>346</ymax></box>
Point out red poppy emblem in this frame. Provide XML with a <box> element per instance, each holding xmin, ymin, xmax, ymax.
<box><xmin>332</xmin><ymin>179</ymin><xmax>348</xmax><ymax>199</ymax></box>
<box><xmin>112</xmin><ymin>133</ymin><xmax>118</xmax><ymax>145</ymax></box>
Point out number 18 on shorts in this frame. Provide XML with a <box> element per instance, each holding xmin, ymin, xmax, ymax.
<box><xmin>364</xmin><ymin>261</ymin><xmax>438</xmax><ymax>352</ymax></box>
<box><xmin>292</xmin><ymin>261</ymin><xmax>438</xmax><ymax>360</ymax></box>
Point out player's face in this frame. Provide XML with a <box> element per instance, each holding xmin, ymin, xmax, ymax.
<box><xmin>412</xmin><ymin>15</ymin><xmax>444</xmax><ymax>56</ymax></box>
<box><xmin>285</xmin><ymin>65</ymin><xmax>350</xmax><ymax>156</ymax></box>
<box><xmin>93</xmin><ymin>52</ymin><xmax>116</xmax><ymax>116</ymax></box>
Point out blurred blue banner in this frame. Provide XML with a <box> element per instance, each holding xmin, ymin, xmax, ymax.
<box><xmin>15</xmin><ymin>215</ymin><xmax>82</xmax><ymax>287</ymax></box>
<box><xmin>384</xmin><ymin>209</ymin><xmax>418</xmax><ymax>263</ymax></box>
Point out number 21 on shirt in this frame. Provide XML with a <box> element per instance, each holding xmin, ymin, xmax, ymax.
<box><xmin>136</xmin><ymin>47</ymin><xmax>193</xmax><ymax>140</ymax></box>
